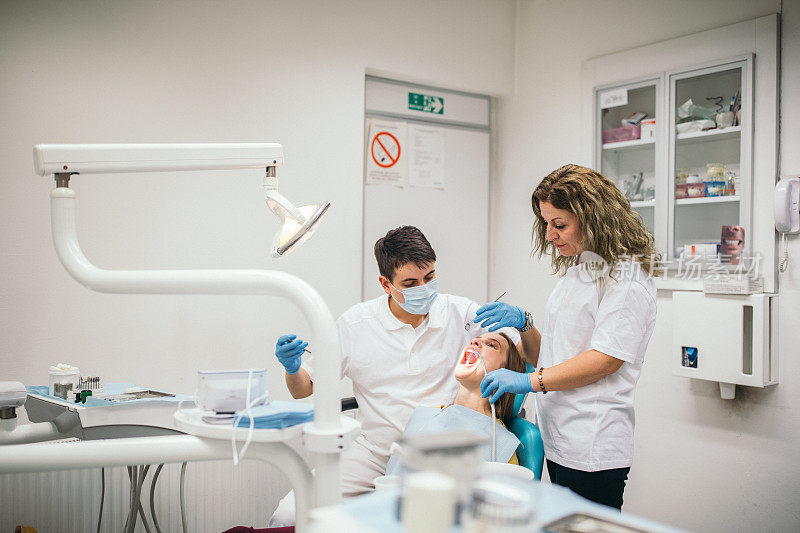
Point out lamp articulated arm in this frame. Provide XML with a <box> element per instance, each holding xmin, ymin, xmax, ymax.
<box><xmin>49</xmin><ymin>186</ymin><xmax>344</xmax><ymax>506</ymax></box>
<box><xmin>264</xmin><ymin>166</ymin><xmax>306</xmax><ymax>222</ymax></box>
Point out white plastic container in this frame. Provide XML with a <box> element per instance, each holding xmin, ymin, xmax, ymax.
<box><xmin>197</xmin><ymin>369</ymin><xmax>269</xmax><ymax>413</ymax></box>
<box><xmin>682</xmin><ymin>243</ymin><xmax>718</xmax><ymax>260</ymax></box>
<box><xmin>640</xmin><ymin>118</ymin><xmax>656</xmax><ymax>139</ymax></box>
<box><xmin>48</xmin><ymin>363</ymin><xmax>80</xmax><ymax>397</ymax></box>
<box><xmin>402</xmin><ymin>470</ymin><xmax>457</xmax><ymax>533</ymax></box>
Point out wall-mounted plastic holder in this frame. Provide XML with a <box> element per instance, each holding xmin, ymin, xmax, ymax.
<box><xmin>672</xmin><ymin>292</ymin><xmax>778</xmax><ymax>399</ymax></box>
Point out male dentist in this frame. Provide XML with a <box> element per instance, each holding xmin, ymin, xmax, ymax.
<box><xmin>269</xmin><ymin>225</ymin><xmax>520</xmax><ymax>525</ymax></box>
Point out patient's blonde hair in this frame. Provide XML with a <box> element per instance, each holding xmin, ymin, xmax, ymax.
<box><xmin>495</xmin><ymin>333</ymin><xmax>527</xmax><ymax>426</ymax></box>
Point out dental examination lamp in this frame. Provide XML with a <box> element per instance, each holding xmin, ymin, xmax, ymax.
<box><xmin>33</xmin><ymin>143</ymin><xmax>330</xmax><ymax>257</ymax></box>
<box><xmin>30</xmin><ymin>143</ymin><xmax>348</xmax><ymax>508</ymax></box>
<box><xmin>264</xmin><ymin>167</ymin><xmax>330</xmax><ymax>257</ymax></box>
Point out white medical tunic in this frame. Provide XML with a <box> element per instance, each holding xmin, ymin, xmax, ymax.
<box><xmin>535</xmin><ymin>261</ymin><xmax>657</xmax><ymax>472</ymax></box>
<box><xmin>303</xmin><ymin>293</ymin><xmax>519</xmax><ymax>457</ymax></box>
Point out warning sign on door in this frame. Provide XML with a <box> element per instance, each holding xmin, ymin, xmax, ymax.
<box><xmin>366</xmin><ymin>119</ymin><xmax>406</xmax><ymax>186</ymax></box>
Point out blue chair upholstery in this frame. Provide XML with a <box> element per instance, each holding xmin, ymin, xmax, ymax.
<box><xmin>507</xmin><ymin>363</ymin><xmax>544</xmax><ymax>479</ymax></box>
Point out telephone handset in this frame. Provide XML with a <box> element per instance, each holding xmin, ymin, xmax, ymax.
<box><xmin>774</xmin><ymin>176</ymin><xmax>800</xmax><ymax>234</ymax></box>
<box><xmin>775</xmin><ymin>176</ymin><xmax>799</xmax><ymax>273</ymax></box>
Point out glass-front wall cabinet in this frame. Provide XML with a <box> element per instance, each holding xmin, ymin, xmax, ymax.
<box><xmin>587</xmin><ymin>16</ymin><xmax>777</xmax><ymax>291</ymax></box>
<box><xmin>669</xmin><ymin>59</ymin><xmax>750</xmax><ymax>269</ymax></box>
<box><xmin>597</xmin><ymin>80</ymin><xmax>659</xmax><ymax>235</ymax></box>
<box><xmin>593</xmin><ymin>56</ymin><xmax>753</xmax><ymax>280</ymax></box>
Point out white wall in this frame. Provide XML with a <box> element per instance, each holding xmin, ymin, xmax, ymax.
<box><xmin>0</xmin><ymin>0</ymin><xmax>515</xmax><ymax>529</ymax></box>
<box><xmin>4</xmin><ymin>0</ymin><xmax>800</xmax><ymax>531</ymax></box>
<box><xmin>493</xmin><ymin>1</ymin><xmax>799</xmax><ymax>532</ymax></box>
<box><xmin>1</xmin><ymin>0</ymin><xmax>515</xmax><ymax>392</ymax></box>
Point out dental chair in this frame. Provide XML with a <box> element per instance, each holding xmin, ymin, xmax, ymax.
<box><xmin>339</xmin><ymin>362</ymin><xmax>545</xmax><ymax>480</ymax></box>
<box><xmin>235</xmin><ymin>387</ymin><xmax>545</xmax><ymax>533</ymax></box>
<box><xmin>507</xmin><ymin>363</ymin><xmax>545</xmax><ymax>479</ymax></box>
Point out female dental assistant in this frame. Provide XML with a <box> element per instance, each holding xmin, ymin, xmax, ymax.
<box><xmin>475</xmin><ymin>164</ymin><xmax>659</xmax><ymax>509</ymax></box>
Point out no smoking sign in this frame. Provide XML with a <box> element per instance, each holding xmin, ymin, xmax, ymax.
<box><xmin>371</xmin><ymin>131</ymin><xmax>401</xmax><ymax>168</ymax></box>
<box><xmin>366</xmin><ymin>119</ymin><xmax>406</xmax><ymax>186</ymax></box>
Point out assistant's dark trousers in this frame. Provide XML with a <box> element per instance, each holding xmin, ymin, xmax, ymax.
<box><xmin>546</xmin><ymin>459</ymin><xmax>630</xmax><ymax>510</ymax></box>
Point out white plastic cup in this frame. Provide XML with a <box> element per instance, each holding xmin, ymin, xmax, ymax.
<box><xmin>402</xmin><ymin>470</ymin><xmax>457</xmax><ymax>533</ymax></box>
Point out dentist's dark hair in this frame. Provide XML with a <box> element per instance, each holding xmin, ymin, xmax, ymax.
<box><xmin>374</xmin><ymin>226</ymin><xmax>436</xmax><ymax>282</ymax></box>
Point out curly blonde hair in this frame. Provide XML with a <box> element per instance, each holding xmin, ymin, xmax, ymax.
<box><xmin>531</xmin><ymin>164</ymin><xmax>661</xmax><ymax>277</ymax></box>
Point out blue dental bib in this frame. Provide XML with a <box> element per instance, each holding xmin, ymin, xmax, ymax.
<box><xmin>385</xmin><ymin>404</ymin><xmax>520</xmax><ymax>475</ymax></box>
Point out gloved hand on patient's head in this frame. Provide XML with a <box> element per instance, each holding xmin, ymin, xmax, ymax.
<box><xmin>275</xmin><ymin>334</ymin><xmax>306</xmax><ymax>375</ymax></box>
<box><xmin>473</xmin><ymin>302</ymin><xmax>525</xmax><ymax>331</ymax></box>
<box><xmin>480</xmin><ymin>368</ymin><xmax>533</xmax><ymax>403</ymax></box>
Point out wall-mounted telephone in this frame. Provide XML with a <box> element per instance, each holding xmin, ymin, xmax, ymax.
<box><xmin>774</xmin><ymin>176</ymin><xmax>800</xmax><ymax>234</ymax></box>
<box><xmin>775</xmin><ymin>176</ymin><xmax>799</xmax><ymax>273</ymax></box>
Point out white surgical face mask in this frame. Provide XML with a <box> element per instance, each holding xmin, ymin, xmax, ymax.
<box><xmin>390</xmin><ymin>278</ymin><xmax>438</xmax><ymax>315</ymax></box>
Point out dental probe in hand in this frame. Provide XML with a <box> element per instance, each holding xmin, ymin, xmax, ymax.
<box><xmin>466</xmin><ymin>291</ymin><xmax>507</xmax><ymax>330</ymax></box>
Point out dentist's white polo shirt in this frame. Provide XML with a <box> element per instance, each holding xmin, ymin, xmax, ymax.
<box><xmin>535</xmin><ymin>260</ymin><xmax>657</xmax><ymax>472</ymax></box>
<box><xmin>302</xmin><ymin>293</ymin><xmax>519</xmax><ymax>457</ymax></box>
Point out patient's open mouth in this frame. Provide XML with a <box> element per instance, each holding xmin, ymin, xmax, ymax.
<box><xmin>461</xmin><ymin>349</ymin><xmax>481</xmax><ymax>365</ymax></box>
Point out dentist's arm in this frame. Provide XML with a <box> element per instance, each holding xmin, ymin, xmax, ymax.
<box><xmin>275</xmin><ymin>334</ymin><xmax>314</xmax><ymax>398</ymax></box>
<box><xmin>285</xmin><ymin>368</ymin><xmax>313</xmax><ymax>398</ymax></box>
<box><xmin>518</xmin><ymin>326</ymin><xmax>542</xmax><ymax>367</ymax></box>
<box><xmin>473</xmin><ymin>301</ymin><xmax>541</xmax><ymax>365</ymax></box>
<box><xmin>481</xmin><ymin>349</ymin><xmax>623</xmax><ymax>402</ymax></box>
<box><xmin>530</xmin><ymin>349</ymin><xmax>622</xmax><ymax>391</ymax></box>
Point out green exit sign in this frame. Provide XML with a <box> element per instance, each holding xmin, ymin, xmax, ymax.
<box><xmin>408</xmin><ymin>92</ymin><xmax>444</xmax><ymax>114</ymax></box>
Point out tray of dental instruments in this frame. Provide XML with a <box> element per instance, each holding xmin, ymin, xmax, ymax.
<box><xmin>542</xmin><ymin>512</ymin><xmax>656</xmax><ymax>533</ymax></box>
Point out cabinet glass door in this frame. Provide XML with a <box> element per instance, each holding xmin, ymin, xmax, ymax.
<box><xmin>596</xmin><ymin>80</ymin><xmax>658</xmax><ymax>235</ymax></box>
<box><xmin>669</xmin><ymin>59</ymin><xmax>751</xmax><ymax>269</ymax></box>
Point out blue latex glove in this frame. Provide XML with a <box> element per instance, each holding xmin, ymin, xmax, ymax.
<box><xmin>275</xmin><ymin>334</ymin><xmax>307</xmax><ymax>375</ymax></box>
<box><xmin>480</xmin><ymin>369</ymin><xmax>533</xmax><ymax>404</ymax></box>
<box><xmin>473</xmin><ymin>301</ymin><xmax>525</xmax><ymax>332</ymax></box>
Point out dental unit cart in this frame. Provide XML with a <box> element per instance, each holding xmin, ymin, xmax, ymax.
<box><xmin>24</xmin><ymin>383</ymin><xmax>189</xmax><ymax>440</ymax></box>
<box><xmin>0</xmin><ymin>143</ymin><xmax>355</xmax><ymax>533</ymax></box>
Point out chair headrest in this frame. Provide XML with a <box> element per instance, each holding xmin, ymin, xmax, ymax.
<box><xmin>511</xmin><ymin>363</ymin><xmax>536</xmax><ymax>416</ymax></box>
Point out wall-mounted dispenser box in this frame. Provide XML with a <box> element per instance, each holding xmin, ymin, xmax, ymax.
<box><xmin>672</xmin><ymin>292</ymin><xmax>778</xmax><ymax>399</ymax></box>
